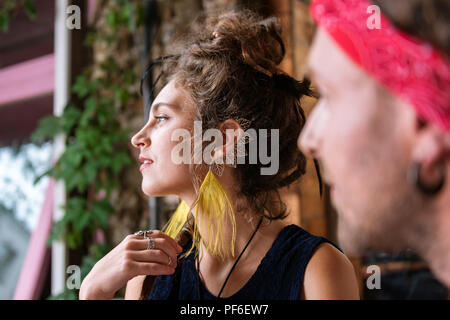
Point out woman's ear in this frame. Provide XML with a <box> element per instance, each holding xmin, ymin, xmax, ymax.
<box><xmin>211</xmin><ymin>119</ymin><xmax>244</xmax><ymax>163</ymax></box>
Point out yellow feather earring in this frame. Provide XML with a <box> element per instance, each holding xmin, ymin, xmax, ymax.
<box><xmin>162</xmin><ymin>199</ymin><xmax>191</xmax><ymax>240</ymax></box>
<box><xmin>162</xmin><ymin>124</ymin><xmax>244</xmax><ymax>261</ymax></box>
<box><xmin>192</xmin><ymin>166</ymin><xmax>237</xmax><ymax>261</ymax></box>
<box><xmin>161</xmin><ymin>167</ymin><xmax>237</xmax><ymax>261</ymax></box>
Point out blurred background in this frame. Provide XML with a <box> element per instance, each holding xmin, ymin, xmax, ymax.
<box><xmin>0</xmin><ymin>0</ymin><xmax>448</xmax><ymax>300</ymax></box>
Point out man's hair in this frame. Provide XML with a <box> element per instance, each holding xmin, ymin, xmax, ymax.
<box><xmin>372</xmin><ymin>0</ymin><xmax>450</xmax><ymax>56</ymax></box>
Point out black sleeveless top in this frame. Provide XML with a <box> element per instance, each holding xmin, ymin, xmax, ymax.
<box><xmin>149</xmin><ymin>224</ymin><xmax>341</xmax><ymax>300</ymax></box>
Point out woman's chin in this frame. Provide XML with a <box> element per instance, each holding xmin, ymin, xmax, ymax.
<box><xmin>141</xmin><ymin>181</ymin><xmax>167</xmax><ymax>197</ymax></box>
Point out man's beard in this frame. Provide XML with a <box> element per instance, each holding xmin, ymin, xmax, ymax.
<box><xmin>334</xmin><ymin>193</ymin><xmax>421</xmax><ymax>256</ymax></box>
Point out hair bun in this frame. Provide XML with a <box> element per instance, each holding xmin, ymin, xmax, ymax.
<box><xmin>211</xmin><ymin>10</ymin><xmax>286</xmax><ymax>76</ymax></box>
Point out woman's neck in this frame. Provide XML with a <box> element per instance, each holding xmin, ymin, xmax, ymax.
<box><xmin>178</xmin><ymin>167</ymin><xmax>288</xmax><ymax>266</ymax></box>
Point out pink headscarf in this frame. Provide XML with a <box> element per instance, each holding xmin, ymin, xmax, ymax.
<box><xmin>310</xmin><ymin>0</ymin><xmax>450</xmax><ymax>131</ymax></box>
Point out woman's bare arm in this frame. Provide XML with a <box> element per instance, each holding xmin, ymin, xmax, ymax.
<box><xmin>301</xmin><ymin>243</ymin><xmax>361</xmax><ymax>300</ymax></box>
<box><xmin>124</xmin><ymin>275</ymin><xmax>146</xmax><ymax>300</ymax></box>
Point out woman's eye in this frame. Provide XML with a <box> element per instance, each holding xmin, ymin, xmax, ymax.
<box><xmin>155</xmin><ymin>115</ymin><xmax>169</xmax><ymax>123</ymax></box>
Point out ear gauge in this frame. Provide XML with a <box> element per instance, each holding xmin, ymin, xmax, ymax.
<box><xmin>408</xmin><ymin>161</ymin><xmax>446</xmax><ymax>195</ymax></box>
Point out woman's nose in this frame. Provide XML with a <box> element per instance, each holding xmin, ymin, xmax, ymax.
<box><xmin>131</xmin><ymin>128</ymin><xmax>151</xmax><ymax>149</ymax></box>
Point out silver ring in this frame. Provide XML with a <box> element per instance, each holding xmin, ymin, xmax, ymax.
<box><xmin>134</xmin><ymin>230</ymin><xmax>153</xmax><ymax>237</ymax></box>
<box><xmin>147</xmin><ymin>237</ymin><xmax>155</xmax><ymax>250</ymax></box>
<box><xmin>144</xmin><ymin>230</ymin><xmax>153</xmax><ymax>238</ymax></box>
<box><xmin>168</xmin><ymin>256</ymin><xmax>172</xmax><ymax>266</ymax></box>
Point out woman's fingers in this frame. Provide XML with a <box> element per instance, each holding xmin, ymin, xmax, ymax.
<box><xmin>139</xmin><ymin>230</ymin><xmax>183</xmax><ymax>253</ymax></box>
<box><xmin>130</xmin><ymin>230</ymin><xmax>182</xmax><ymax>253</ymax></box>
<box><xmin>129</xmin><ymin>249</ymin><xmax>177</xmax><ymax>268</ymax></box>
<box><xmin>124</xmin><ymin>234</ymin><xmax>179</xmax><ymax>267</ymax></box>
<box><xmin>133</xmin><ymin>261</ymin><xmax>176</xmax><ymax>276</ymax></box>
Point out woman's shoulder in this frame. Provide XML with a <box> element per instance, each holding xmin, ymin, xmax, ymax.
<box><xmin>257</xmin><ymin>223</ymin><xmax>338</xmax><ymax>278</ymax></box>
<box><xmin>301</xmin><ymin>240</ymin><xmax>360</xmax><ymax>299</ymax></box>
<box><xmin>269</xmin><ymin>223</ymin><xmax>341</xmax><ymax>256</ymax></box>
<box><xmin>272</xmin><ymin>224</ymin><xmax>359</xmax><ymax>299</ymax></box>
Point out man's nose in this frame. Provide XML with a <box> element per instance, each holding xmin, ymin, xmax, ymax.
<box><xmin>298</xmin><ymin>126</ymin><xmax>317</xmax><ymax>158</ymax></box>
<box><xmin>297</xmin><ymin>108</ymin><xmax>323</xmax><ymax>159</ymax></box>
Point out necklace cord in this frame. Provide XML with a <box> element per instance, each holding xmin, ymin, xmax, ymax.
<box><xmin>196</xmin><ymin>216</ymin><xmax>264</xmax><ymax>299</ymax></box>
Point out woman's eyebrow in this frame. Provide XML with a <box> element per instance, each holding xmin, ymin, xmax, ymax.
<box><xmin>151</xmin><ymin>102</ymin><xmax>181</xmax><ymax>113</ymax></box>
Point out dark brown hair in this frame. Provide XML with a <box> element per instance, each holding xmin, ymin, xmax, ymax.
<box><xmin>159</xmin><ymin>9</ymin><xmax>313</xmax><ymax>221</ymax></box>
<box><xmin>139</xmin><ymin>8</ymin><xmax>314</xmax><ymax>300</ymax></box>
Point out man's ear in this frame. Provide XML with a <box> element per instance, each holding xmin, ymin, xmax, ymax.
<box><xmin>211</xmin><ymin>119</ymin><xmax>243</xmax><ymax>161</ymax></box>
<box><xmin>411</xmin><ymin>120</ymin><xmax>448</xmax><ymax>182</ymax></box>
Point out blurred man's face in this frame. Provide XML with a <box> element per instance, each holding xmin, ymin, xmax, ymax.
<box><xmin>298</xmin><ymin>28</ymin><xmax>423</xmax><ymax>255</ymax></box>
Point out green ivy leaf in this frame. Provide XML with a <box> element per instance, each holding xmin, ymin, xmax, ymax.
<box><xmin>110</xmin><ymin>150</ymin><xmax>132</xmax><ymax>174</ymax></box>
<box><xmin>24</xmin><ymin>0</ymin><xmax>37</xmax><ymax>21</ymax></box>
<box><xmin>91</xmin><ymin>199</ymin><xmax>113</xmax><ymax>227</ymax></box>
<box><xmin>31</xmin><ymin>116</ymin><xmax>62</xmax><ymax>142</ymax></box>
<box><xmin>46</xmin><ymin>220</ymin><xmax>66</xmax><ymax>247</ymax></box>
<box><xmin>62</xmin><ymin>105</ymin><xmax>82</xmax><ymax>133</ymax></box>
<box><xmin>73</xmin><ymin>210</ymin><xmax>90</xmax><ymax>232</ymax></box>
<box><xmin>66</xmin><ymin>230</ymin><xmax>83</xmax><ymax>249</ymax></box>
<box><xmin>83</xmin><ymin>162</ymin><xmax>98</xmax><ymax>185</ymax></box>
<box><xmin>72</xmin><ymin>75</ymin><xmax>90</xmax><ymax>98</ymax></box>
<box><xmin>80</xmin><ymin>97</ymin><xmax>98</xmax><ymax>127</ymax></box>
<box><xmin>33</xmin><ymin>167</ymin><xmax>53</xmax><ymax>185</ymax></box>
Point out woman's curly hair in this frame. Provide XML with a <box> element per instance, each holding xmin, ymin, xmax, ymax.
<box><xmin>144</xmin><ymin>9</ymin><xmax>313</xmax><ymax>221</ymax></box>
<box><xmin>139</xmin><ymin>8</ymin><xmax>315</xmax><ymax>301</ymax></box>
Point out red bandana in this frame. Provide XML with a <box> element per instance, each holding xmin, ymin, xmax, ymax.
<box><xmin>310</xmin><ymin>0</ymin><xmax>450</xmax><ymax>131</ymax></box>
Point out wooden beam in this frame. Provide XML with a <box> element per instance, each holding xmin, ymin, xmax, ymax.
<box><xmin>0</xmin><ymin>54</ymin><xmax>54</xmax><ymax>107</ymax></box>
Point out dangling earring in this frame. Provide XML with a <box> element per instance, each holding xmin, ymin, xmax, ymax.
<box><xmin>163</xmin><ymin>200</ymin><xmax>191</xmax><ymax>239</ymax></box>
<box><xmin>192</xmin><ymin>165</ymin><xmax>237</xmax><ymax>261</ymax></box>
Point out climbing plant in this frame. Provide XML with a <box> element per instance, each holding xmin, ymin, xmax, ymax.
<box><xmin>0</xmin><ymin>0</ymin><xmax>36</xmax><ymax>32</ymax></box>
<box><xmin>31</xmin><ymin>0</ymin><xmax>145</xmax><ymax>299</ymax></box>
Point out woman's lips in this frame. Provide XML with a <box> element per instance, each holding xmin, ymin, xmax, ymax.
<box><xmin>140</xmin><ymin>160</ymin><xmax>153</xmax><ymax>172</ymax></box>
<box><xmin>138</xmin><ymin>156</ymin><xmax>153</xmax><ymax>172</ymax></box>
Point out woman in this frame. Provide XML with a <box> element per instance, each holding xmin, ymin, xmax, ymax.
<box><xmin>79</xmin><ymin>10</ymin><xmax>359</xmax><ymax>300</ymax></box>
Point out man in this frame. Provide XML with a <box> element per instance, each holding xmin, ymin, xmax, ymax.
<box><xmin>298</xmin><ymin>0</ymin><xmax>450</xmax><ymax>287</ymax></box>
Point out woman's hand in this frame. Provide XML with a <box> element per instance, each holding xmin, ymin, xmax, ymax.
<box><xmin>79</xmin><ymin>230</ymin><xmax>182</xmax><ymax>300</ymax></box>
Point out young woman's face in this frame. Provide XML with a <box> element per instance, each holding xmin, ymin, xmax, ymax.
<box><xmin>131</xmin><ymin>79</ymin><xmax>196</xmax><ymax>199</ymax></box>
